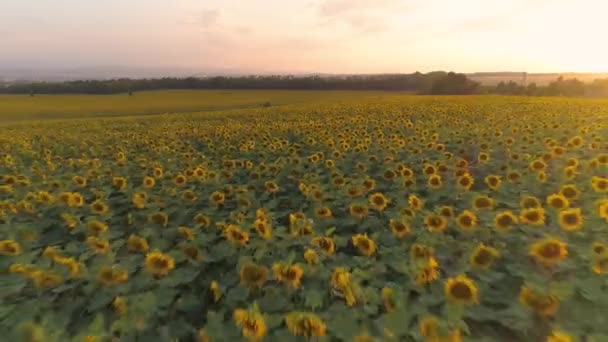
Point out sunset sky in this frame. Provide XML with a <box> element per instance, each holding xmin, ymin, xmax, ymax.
<box><xmin>1</xmin><ymin>0</ymin><xmax>606</xmax><ymax>73</ymax></box>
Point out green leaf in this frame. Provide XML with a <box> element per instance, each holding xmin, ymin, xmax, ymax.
<box><xmin>304</xmin><ymin>289</ymin><xmax>324</xmax><ymax>311</ymax></box>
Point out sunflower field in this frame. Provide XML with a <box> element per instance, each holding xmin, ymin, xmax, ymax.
<box><xmin>1</xmin><ymin>94</ymin><xmax>607</xmax><ymax>342</ymax></box>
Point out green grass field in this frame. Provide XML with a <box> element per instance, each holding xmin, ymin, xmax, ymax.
<box><xmin>0</xmin><ymin>90</ymin><xmax>404</xmax><ymax>122</ymax></box>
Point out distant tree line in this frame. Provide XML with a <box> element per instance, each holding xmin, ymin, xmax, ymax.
<box><xmin>2</xmin><ymin>72</ymin><xmax>608</xmax><ymax>97</ymax></box>
<box><xmin>486</xmin><ymin>76</ymin><xmax>608</xmax><ymax>97</ymax></box>
<box><xmin>0</xmin><ymin>72</ymin><xmax>480</xmax><ymax>95</ymax></box>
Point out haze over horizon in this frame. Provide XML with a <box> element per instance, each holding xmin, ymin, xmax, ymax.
<box><xmin>1</xmin><ymin>0</ymin><xmax>607</xmax><ymax>75</ymax></box>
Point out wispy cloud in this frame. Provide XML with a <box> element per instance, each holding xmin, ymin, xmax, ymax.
<box><xmin>316</xmin><ymin>0</ymin><xmax>410</xmax><ymax>33</ymax></box>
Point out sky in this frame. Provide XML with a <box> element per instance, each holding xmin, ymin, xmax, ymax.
<box><xmin>1</xmin><ymin>0</ymin><xmax>607</xmax><ymax>74</ymax></box>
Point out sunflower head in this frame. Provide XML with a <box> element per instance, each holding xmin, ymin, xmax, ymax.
<box><xmin>0</xmin><ymin>240</ymin><xmax>21</xmax><ymax>256</ymax></box>
<box><xmin>239</xmin><ymin>262</ymin><xmax>268</xmax><ymax>290</ymax></box>
<box><xmin>127</xmin><ymin>234</ymin><xmax>149</xmax><ymax>253</ymax></box>
<box><xmin>272</xmin><ymin>262</ymin><xmax>304</xmax><ymax>289</ymax></box>
<box><xmin>520</xmin><ymin>208</ymin><xmax>546</xmax><ymax>226</ymax></box>
<box><xmin>456</xmin><ymin>210</ymin><xmax>478</xmax><ymax>231</ymax></box>
<box><xmin>225</xmin><ymin>225</ymin><xmax>249</xmax><ymax>246</ymax></box>
<box><xmin>424</xmin><ymin>213</ymin><xmax>448</xmax><ymax>233</ymax></box>
<box><xmin>530</xmin><ymin>237</ymin><xmax>568</xmax><ymax>267</ymax></box>
<box><xmin>233</xmin><ymin>306</ymin><xmax>266</xmax><ymax>341</ymax></box>
<box><xmin>389</xmin><ymin>219</ymin><xmax>411</xmax><ymax>238</ymax></box>
<box><xmin>547</xmin><ymin>193</ymin><xmax>569</xmax><ymax>209</ymax></box>
<box><xmin>470</xmin><ymin>244</ymin><xmax>500</xmax><ymax>270</ymax></box>
<box><xmin>494</xmin><ymin>210</ymin><xmax>518</xmax><ymax>232</ymax></box>
<box><xmin>456</xmin><ymin>173</ymin><xmax>474</xmax><ymax>191</ymax></box>
<box><xmin>369</xmin><ymin>192</ymin><xmax>389</xmax><ymax>211</ymax></box>
<box><xmin>285</xmin><ymin>312</ymin><xmax>326</xmax><ymax>337</ymax></box>
<box><xmin>484</xmin><ymin>175</ymin><xmax>502</xmax><ymax>191</ymax></box>
<box><xmin>408</xmin><ymin>194</ymin><xmax>424</xmax><ymax>211</ymax></box>
<box><xmin>472</xmin><ymin>195</ymin><xmax>494</xmax><ymax>210</ymax></box>
<box><xmin>558</xmin><ymin>208</ymin><xmax>584</xmax><ymax>231</ymax></box>
<box><xmin>519</xmin><ymin>286</ymin><xmax>560</xmax><ymax>317</ymax></box>
<box><xmin>444</xmin><ymin>275</ymin><xmax>479</xmax><ymax>305</ymax></box>
<box><xmin>351</xmin><ymin>234</ymin><xmax>377</xmax><ymax>256</ymax></box>
<box><xmin>144</xmin><ymin>251</ymin><xmax>175</xmax><ymax>277</ymax></box>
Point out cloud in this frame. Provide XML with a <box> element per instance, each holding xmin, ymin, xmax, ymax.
<box><xmin>199</xmin><ymin>9</ymin><xmax>220</xmax><ymax>27</ymax></box>
<box><xmin>316</xmin><ymin>0</ymin><xmax>409</xmax><ymax>33</ymax></box>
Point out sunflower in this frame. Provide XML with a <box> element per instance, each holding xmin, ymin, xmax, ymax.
<box><xmin>383</xmin><ymin>169</ymin><xmax>397</xmax><ymax>181</ymax></box>
<box><xmin>369</xmin><ymin>192</ymin><xmax>389</xmax><ymax>211</ymax></box>
<box><xmin>113</xmin><ymin>296</ymin><xmax>127</xmax><ymax>316</ymax></box>
<box><xmin>560</xmin><ymin>184</ymin><xmax>580</xmax><ymax>200</ymax></box>
<box><xmin>408</xmin><ymin>194</ymin><xmax>424</xmax><ymax>211</ymax></box>
<box><xmin>90</xmin><ymin>200</ymin><xmax>109</xmax><ymax>215</ymax></box>
<box><xmin>225</xmin><ymin>225</ymin><xmax>249</xmax><ymax>246</ymax></box>
<box><xmin>173</xmin><ymin>174</ymin><xmax>187</xmax><ymax>186</ymax></box>
<box><xmin>530</xmin><ymin>237</ymin><xmax>568</xmax><ymax>266</ymax></box>
<box><xmin>210</xmin><ymin>280</ymin><xmax>222</xmax><ymax>302</ymax></box>
<box><xmin>478</xmin><ymin>151</ymin><xmax>490</xmax><ymax>163</ymax></box>
<box><xmin>558</xmin><ymin>208</ymin><xmax>584</xmax><ymax>231</ymax></box>
<box><xmin>346</xmin><ymin>185</ymin><xmax>364</xmax><ymax>198</ymax></box>
<box><xmin>389</xmin><ymin>219</ymin><xmax>411</xmax><ymax>238</ymax></box>
<box><xmin>70</xmin><ymin>175</ymin><xmax>87</xmax><ymax>188</ymax></box>
<box><xmin>592</xmin><ymin>254</ymin><xmax>608</xmax><ymax>274</ymax></box>
<box><xmin>178</xmin><ymin>226</ymin><xmax>195</xmax><ymax>240</ymax></box>
<box><xmin>331</xmin><ymin>267</ymin><xmax>356</xmax><ymax>306</ymax></box>
<box><xmin>233</xmin><ymin>306</ymin><xmax>266</xmax><ymax>341</ymax></box>
<box><xmin>304</xmin><ymin>249</ymin><xmax>319</xmax><ymax>265</ymax></box>
<box><xmin>285</xmin><ymin>312</ymin><xmax>326</xmax><ymax>337</ymax></box>
<box><xmin>314</xmin><ymin>206</ymin><xmax>333</xmax><ymax>219</ymax></box>
<box><xmin>519</xmin><ymin>286</ymin><xmax>559</xmax><ymax>316</ymax></box>
<box><xmin>444</xmin><ymin>275</ymin><xmax>479</xmax><ymax>305</ymax></box>
<box><xmin>419</xmin><ymin>316</ymin><xmax>439</xmax><ymax>338</ymax></box>
<box><xmin>456</xmin><ymin>210</ymin><xmax>477</xmax><ymax>231</ymax></box>
<box><xmin>546</xmin><ymin>193</ymin><xmax>569</xmax><ymax>210</ymax></box>
<box><xmin>529</xmin><ymin>159</ymin><xmax>547</xmax><ymax>172</ymax></box>
<box><xmin>132</xmin><ymin>191</ymin><xmax>147</xmax><ymax>209</ymax></box>
<box><xmin>239</xmin><ymin>262</ymin><xmax>268</xmax><ymax>290</ymax></box>
<box><xmin>68</xmin><ymin>192</ymin><xmax>84</xmax><ymax>207</ymax></box>
<box><xmin>112</xmin><ymin>176</ymin><xmax>127</xmax><ymax>190</ymax></box>
<box><xmin>546</xmin><ymin>330</ymin><xmax>572</xmax><ymax>342</ymax></box>
<box><xmin>272</xmin><ymin>262</ymin><xmax>304</xmax><ymax>289</ymax></box>
<box><xmin>591</xmin><ymin>176</ymin><xmax>608</xmax><ymax>192</ymax></box>
<box><xmin>470</xmin><ymin>244</ymin><xmax>500</xmax><ymax>270</ymax></box>
<box><xmin>149</xmin><ymin>212</ymin><xmax>169</xmax><ymax>227</ymax></box>
<box><xmin>415</xmin><ymin>257</ymin><xmax>440</xmax><ymax>286</ymax></box>
<box><xmin>182</xmin><ymin>190</ymin><xmax>198</xmax><ymax>202</ymax></box>
<box><xmin>87</xmin><ymin>220</ymin><xmax>108</xmax><ymax>235</ymax></box>
<box><xmin>253</xmin><ymin>219</ymin><xmax>272</xmax><ymax>240</ymax></box>
<box><xmin>593</xmin><ymin>242</ymin><xmax>607</xmax><ymax>255</ymax></box>
<box><xmin>0</xmin><ymin>240</ymin><xmax>21</xmax><ymax>256</ymax></box>
<box><xmin>362</xmin><ymin>178</ymin><xmax>376</xmax><ymax>191</ymax></box>
<box><xmin>410</xmin><ymin>244</ymin><xmax>434</xmax><ymax>260</ymax></box>
<box><xmin>484</xmin><ymin>175</ymin><xmax>502</xmax><ymax>191</ymax></box>
<box><xmin>520</xmin><ymin>195</ymin><xmax>542</xmax><ymax>209</ymax></box>
<box><xmin>144</xmin><ymin>251</ymin><xmax>175</xmax><ymax>277</ymax></box>
<box><xmin>193</xmin><ymin>213</ymin><xmax>212</xmax><ymax>228</ymax></box>
<box><xmin>97</xmin><ymin>266</ymin><xmax>129</xmax><ymax>287</ymax></box>
<box><xmin>264</xmin><ymin>181</ymin><xmax>279</xmax><ymax>193</ymax></box>
<box><xmin>127</xmin><ymin>234</ymin><xmax>149</xmax><ymax>253</ymax></box>
<box><xmin>352</xmin><ymin>234</ymin><xmax>377</xmax><ymax>256</ymax></box>
<box><xmin>86</xmin><ymin>236</ymin><xmax>110</xmax><ymax>254</ymax></box>
<box><xmin>209</xmin><ymin>191</ymin><xmax>225</xmax><ymax>206</ymax></box>
<box><xmin>439</xmin><ymin>206</ymin><xmax>455</xmax><ymax>218</ymax></box>
<box><xmin>456</xmin><ymin>173</ymin><xmax>474</xmax><ymax>191</ymax></box>
<box><xmin>472</xmin><ymin>195</ymin><xmax>494</xmax><ymax>210</ymax></box>
<box><xmin>142</xmin><ymin>176</ymin><xmax>155</xmax><ymax>188</ymax></box>
<box><xmin>30</xmin><ymin>270</ymin><xmax>64</xmax><ymax>289</ymax></box>
<box><xmin>427</xmin><ymin>174</ymin><xmax>443</xmax><ymax>189</ymax></box>
<box><xmin>494</xmin><ymin>211</ymin><xmax>518</xmax><ymax>232</ymax></box>
<box><xmin>381</xmin><ymin>287</ymin><xmax>396</xmax><ymax>312</ymax></box>
<box><xmin>598</xmin><ymin>200</ymin><xmax>608</xmax><ymax>221</ymax></box>
<box><xmin>349</xmin><ymin>203</ymin><xmax>369</xmax><ymax>219</ymax></box>
<box><xmin>424</xmin><ymin>213</ymin><xmax>448</xmax><ymax>233</ymax></box>
<box><xmin>520</xmin><ymin>208</ymin><xmax>546</xmax><ymax>226</ymax></box>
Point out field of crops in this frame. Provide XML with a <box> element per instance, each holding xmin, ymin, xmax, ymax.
<box><xmin>1</xmin><ymin>94</ymin><xmax>608</xmax><ymax>342</ymax></box>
